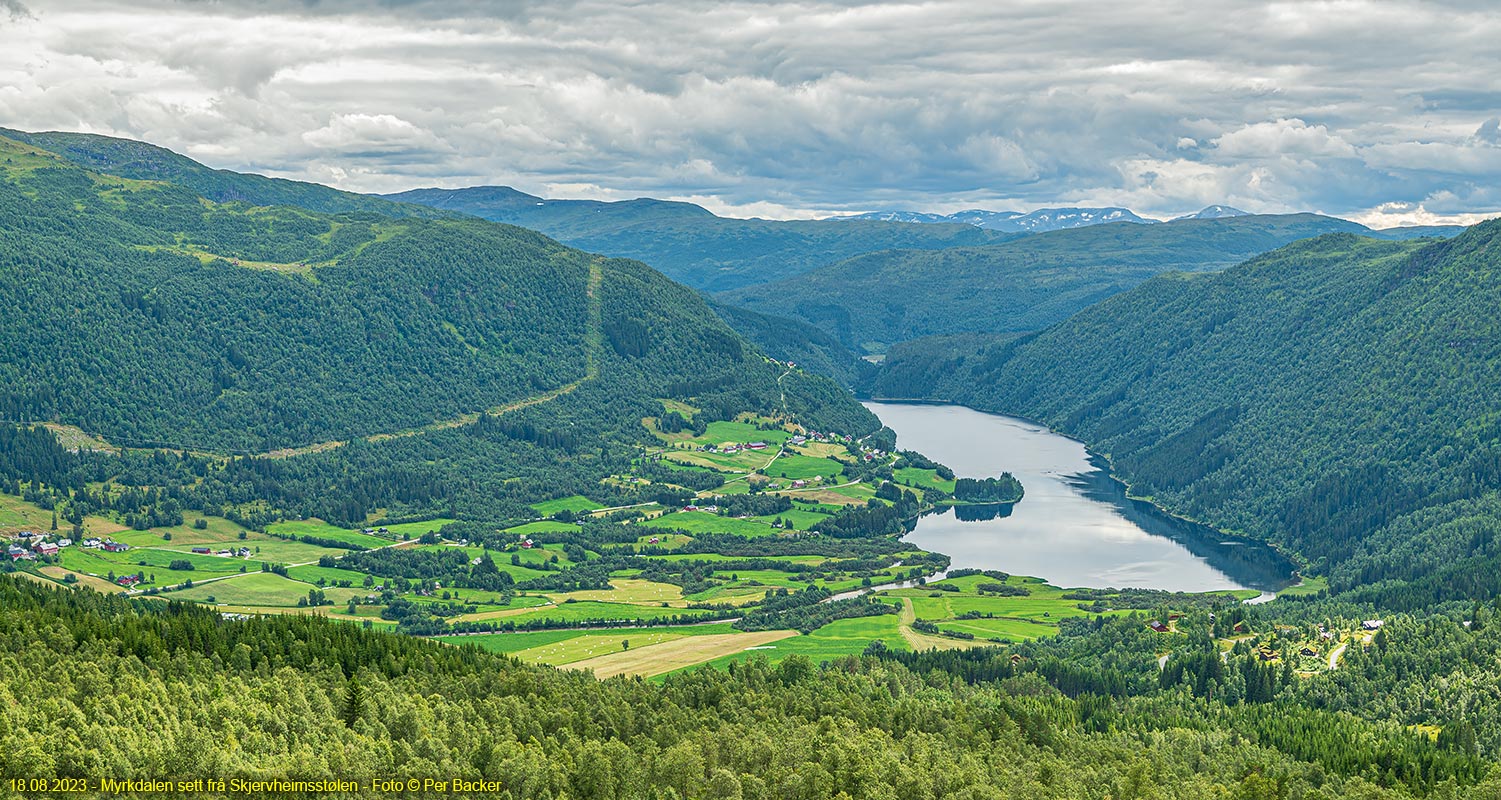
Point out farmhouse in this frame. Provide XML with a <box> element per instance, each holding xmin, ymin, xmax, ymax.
<box><xmin>7</xmin><ymin>545</ymin><xmax>34</xmax><ymax>561</ymax></box>
<box><xmin>1147</xmin><ymin>621</ymin><xmax>1168</xmax><ymax>633</ymax></box>
<box><xmin>56</xmin><ymin>538</ymin><xmax>71</xmax><ymax>548</ymax></box>
<box><xmin>81</xmin><ymin>538</ymin><xmax>102</xmax><ymax>549</ymax></box>
<box><xmin>789</xmin><ymin>435</ymin><xmax>807</xmax><ymax>446</ymax></box>
<box><xmin>33</xmin><ymin>541</ymin><xmax>58</xmax><ymax>556</ymax></box>
<box><xmin>116</xmin><ymin>575</ymin><xmax>140</xmax><ymax>587</ymax></box>
<box><xmin>102</xmin><ymin>541</ymin><xmax>129</xmax><ymax>553</ymax></box>
<box><xmin>791</xmin><ymin>480</ymin><xmax>807</xmax><ymax>489</ymax></box>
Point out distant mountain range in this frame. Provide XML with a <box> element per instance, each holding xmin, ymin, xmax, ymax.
<box><xmin>382</xmin><ymin>186</ymin><xmax>1009</xmax><ymax>292</ymax></box>
<box><xmin>724</xmin><ymin>212</ymin><xmax>1466</xmax><ymax>353</ymax></box>
<box><xmin>1174</xmin><ymin>205</ymin><xmax>1250</xmax><ymax>220</ymax></box>
<box><xmin>831</xmin><ymin>206</ymin><xmax>1159</xmax><ymax>232</ymax></box>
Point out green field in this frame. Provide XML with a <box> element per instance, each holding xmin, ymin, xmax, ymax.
<box><xmin>378</xmin><ymin>519</ymin><xmax>458</xmax><ymax>539</ymax></box>
<box><xmin>81</xmin><ymin>547</ymin><xmax>249</xmax><ymax>580</ymax></box>
<box><xmin>939</xmin><ymin>616</ymin><xmax>1059</xmax><ymax>641</ymax></box>
<box><xmin>763</xmin><ymin>455</ymin><xmax>845</xmax><ymax>481</ymax></box>
<box><xmin>641</xmin><ymin>510</ymin><xmax>780</xmax><ymax>537</ymax></box>
<box><xmin>685</xmin><ymin>614</ymin><xmax>907</xmax><ymax>673</ymax></box>
<box><xmin>265</xmin><ymin>520</ymin><xmax>393</xmax><ymax>547</ymax></box>
<box><xmin>285</xmin><ymin>564</ymin><xmax>374</xmax><ymax>586</ymax></box>
<box><xmin>438</xmin><ymin>622</ymin><xmax>743</xmax><ymax>666</ymax></box>
<box><xmin>168</xmin><ymin>572</ymin><xmax>365</xmax><ymax>607</ymax></box>
<box><xmin>682</xmin><ymin>421</ymin><xmax>790</xmax><ymax>448</ymax></box>
<box><xmin>895</xmin><ymin>467</ymin><xmax>956</xmax><ymax>493</ymax></box>
<box><xmin>170</xmin><ymin>538</ymin><xmax>343</xmax><ymax>565</ymax></box>
<box><xmin>0</xmin><ymin>494</ymin><xmax>55</xmax><ymax>532</ymax></box>
<box><xmin>751</xmin><ymin>509</ymin><xmax>829</xmax><ymax>530</ymax></box>
<box><xmin>666</xmin><ymin>449</ymin><xmax>774</xmax><ymax>474</ymax></box>
<box><xmin>530</xmin><ymin>496</ymin><xmax>602</xmax><ymax>515</ymax></box>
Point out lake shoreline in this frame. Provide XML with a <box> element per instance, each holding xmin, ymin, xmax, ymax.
<box><xmin>868</xmin><ymin>396</ymin><xmax>1301</xmax><ymax>582</ymax></box>
<box><xmin>865</xmin><ymin>401</ymin><xmax>1297</xmax><ymax>593</ymax></box>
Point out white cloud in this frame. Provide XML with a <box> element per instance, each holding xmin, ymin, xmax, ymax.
<box><xmin>1213</xmin><ymin>119</ymin><xmax>1357</xmax><ymax>159</ymax></box>
<box><xmin>0</xmin><ymin>0</ymin><xmax>1497</xmax><ymax>223</ymax></box>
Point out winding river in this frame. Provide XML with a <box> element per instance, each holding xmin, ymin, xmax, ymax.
<box><xmin>866</xmin><ymin>402</ymin><xmax>1296</xmax><ymax>593</ymax></box>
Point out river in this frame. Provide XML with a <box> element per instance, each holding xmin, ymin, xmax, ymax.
<box><xmin>865</xmin><ymin>402</ymin><xmax>1296</xmax><ymax>593</ymax></box>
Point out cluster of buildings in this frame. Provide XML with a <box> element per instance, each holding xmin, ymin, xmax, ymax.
<box><xmin>189</xmin><ymin>546</ymin><xmax>253</xmax><ymax>558</ymax></box>
<box><xmin>7</xmin><ymin>531</ymin><xmax>135</xmax><ymax>562</ymax></box>
<box><xmin>702</xmin><ymin>441</ymin><xmax>771</xmax><ymax>455</ymax></box>
<box><xmin>8</xmin><ymin>531</ymin><xmax>75</xmax><ymax>560</ymax></box>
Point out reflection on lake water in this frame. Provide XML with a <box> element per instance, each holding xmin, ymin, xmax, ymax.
<box><xmin>866</xmin><ymin>402</ymin><xmax>1295</xmax><ymax>593</ymax></box>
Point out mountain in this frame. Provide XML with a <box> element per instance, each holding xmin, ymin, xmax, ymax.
<box><xmin>834</xmin><ymin>206</ymin><xmax>1158</xmax><ymax>232</ymax></box>
<box><xmin>704</xmin><ymin>298</ymin><xmax>872</xmax><ymax>387</ymax></box>
<box><xmin>872</xmin><ymin>223</ymin><xmax>1501</xmax><ymax>605</ymax></box>
<box><xmin>0</xmin><ymin>127</ymin><xmax>450</xmax><ymax>219</ymax></box>
<box><xmin>1174</xmin><ymin>205</ymin><xmax>1249</xmax><ymax>220</ymax></box>
<box><xmin>383</xmin><ymin>186</ymin><xmax>1010</xmax><ymax>292</ymax></box>
<box><xmin>724</xmin><ymin>213</ymin><xmax>1387</xmax><ymax>353</ymax></box>
<box><xmin>0</xmin><ymin>132</ymin><xmax>876</xmax><ymax>520</ymax></box>
<box><xmin>1370</xmin><ymin>224</ymin><xmax>1472</xmax><ymax>240</ymax></box>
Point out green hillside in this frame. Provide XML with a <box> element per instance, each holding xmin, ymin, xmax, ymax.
<box><xmin>873</xmin><ymin>225</ymin><xmax>1501</xmax><ymax>603</ymax></box>
<box><xmin>705</xmin><ymin>297</ymin><xmax>872</xmax><ymax>386</ymax></box>
<box><xmin>0</xmin><ymin>133</ymin><xmax>876</xmax><ymax>523</ymax></box>
<box><xmin>384</xmin><ymin>185</ymin><xmax>1010</xmax><ymax>292</ymax></box>
<box><xmin>0</xmin><ymin>127</ymin><xmax>449</xmax><ymax>218</ymax></box>
<box><xmin>725</xmin><ymin>214</ymin><xmax>1390</xmax><ymax>353</ymax></box>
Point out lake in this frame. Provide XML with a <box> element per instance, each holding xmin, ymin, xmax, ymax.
<box><xmin>866</xmin><ymin>401</ymin><xmax>1296</xmax><ymax>593</ymax></box>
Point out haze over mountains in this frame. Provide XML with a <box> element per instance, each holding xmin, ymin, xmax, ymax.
<box><xmin>724</xmin><ymin>212</ymin><xmax>1462</xmax><ymax>353</ymax></box>
<box><xmin>383</xmin><ymin>185</ymin><xmax>1008</xmax><ymax>292</ymax></box>
<box><xmin>830</xmin><ymin>206</ymin><xmax>1159</xmax><ymax>232</ymax></box>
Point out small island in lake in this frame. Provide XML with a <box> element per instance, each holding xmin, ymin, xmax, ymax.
<box><xmin>953</xmin><ymin>473</ymin><xmax>1024</xmax><ymax>504</ymax></box>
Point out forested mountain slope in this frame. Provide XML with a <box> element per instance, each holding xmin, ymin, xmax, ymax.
<box><xmin>705</xmin><ymin>298</ymin><xmax>871</xmax><ymax>386</ymax></box>
<box><xmin>0</xmin><ymin>127</ymin><xmax>448</xmax><ymax>218</ymax></box>
<box><xmin>873</xmin><ymin>225</ymin><xmax>1501</xmax><ymax>602</ymax></box>
<box><xmin>0</xmin><ymin>132</ymin><xmax>873</xmax><ymax>455</ymax></box>
<box><xmin>724</xmin><ymin>214</ymin><xmax>1446</xmax><ymax>353</ymax></box>
<box><xmin>384</xmin><ymin>185</ymin><xmax>1011</xmax><ymax>291</ymax></box>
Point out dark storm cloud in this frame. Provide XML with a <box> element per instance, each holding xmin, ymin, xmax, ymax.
<box><xmin>2</xmin><ymin>0</ymin><xmax>1498</xmax><ymax>224</ymax></box>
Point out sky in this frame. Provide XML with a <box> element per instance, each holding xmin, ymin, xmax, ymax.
<box><xmin>1</xmin><ymin>0</ymin><xmax>1499</xmax><ymax>226</ymax></box>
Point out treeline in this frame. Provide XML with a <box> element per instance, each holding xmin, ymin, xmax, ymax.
<box><xmin>813</xmin><ymin>492</ymin><xmax>921</xmax><ymax>538</ymax></box>
<box><xmin>733</xmin><ymin>587</ymin><xmax>898</xmax><ymax>633</ymax></box>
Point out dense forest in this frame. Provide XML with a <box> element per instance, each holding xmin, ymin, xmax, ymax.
<box><xmin>726</xmin><ymin>214</ymin><xmax>1422</xmax><ymax>352</ymax></box>
<box><xmin>5</xmin><ymin>576</ymin><xmax>1500</xmax><ymax>798</ymax></box>
<box><xmin>872</xmin><ymin>226</ymin><xmax>1501</xmax><ymax>599</ymax></box>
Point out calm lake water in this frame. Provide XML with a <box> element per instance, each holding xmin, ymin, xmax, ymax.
<box><xmin>866</xmin><ymin>402</ymin><xmax>1296</xmax><ymax>593</ymax></box>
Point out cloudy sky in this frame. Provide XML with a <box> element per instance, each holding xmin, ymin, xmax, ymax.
<box><xmin>2</xmin><ymin>0</ymin><xmax>1499</xmax><ymax>224</ymax></box>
